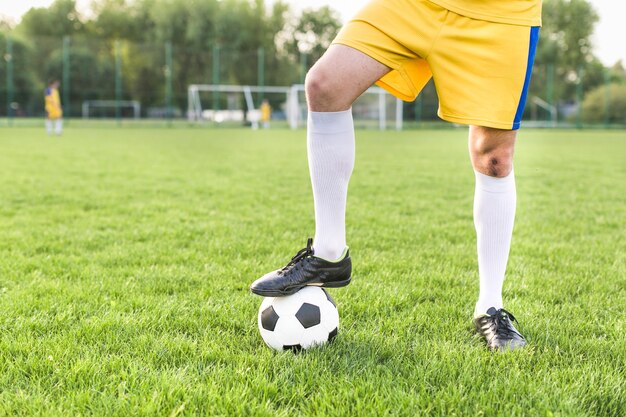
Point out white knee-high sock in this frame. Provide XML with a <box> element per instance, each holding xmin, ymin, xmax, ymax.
<box><xmin>55</xmin><ymin>119</ymin><xmax>63</xmax><ymax>135</ymax></box>
<box><xmin>474</xmin><ymin>169</ymin><xmax>516</xmax><ymax>316</ymax></box>
<box><xmin>45</xmin><ymin>119</ymin><xmax>53</xmax><ymax>135</ymax></box>
<box><xmin>307</xmin><ymin>110</ymin><xmax>355</xmax><ymax>260</ymax></box>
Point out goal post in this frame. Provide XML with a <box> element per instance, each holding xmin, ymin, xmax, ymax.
<box><xmin>82</xmin><ymin>100</ymin><xmax>141</xmax><ymax>119</ymax></box>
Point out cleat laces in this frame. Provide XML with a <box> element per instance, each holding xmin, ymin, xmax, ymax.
<box><xmin>278</xmin><ymin>238</ymin><xmax>314</xmax><ymax>275</ymax></box>
<box><xmin>490</xmin><ymin>308</ymin><xmax>523</xmax><ymax>340</ymax></box>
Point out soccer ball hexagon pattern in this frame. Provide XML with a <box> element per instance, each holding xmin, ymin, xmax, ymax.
<box><xmin>258</xmin><ymin>287</ymin><xmax>339</xmax><ymax>351</ymax></box>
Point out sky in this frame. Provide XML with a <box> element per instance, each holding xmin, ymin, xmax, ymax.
<box><xmin>1</xmin><ymin>0</ymin><xmax>624</xmax><ymax>65</ymax></box>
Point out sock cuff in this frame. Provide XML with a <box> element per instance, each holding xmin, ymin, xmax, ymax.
<box><xmin>474</xmin><ymin>169</ymin><xmax>515</xmax><ymax>193</ymax></box>
<box><xmin>308</xmin><ymin>109</ymin><xmax>353</xmax><ymax>135</ymax></box>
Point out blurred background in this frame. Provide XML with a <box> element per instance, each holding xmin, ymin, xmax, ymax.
<box><xmin>0</xmin><ymin>0</ymin><xmax>625</xmax><ymax>129</ymax></box>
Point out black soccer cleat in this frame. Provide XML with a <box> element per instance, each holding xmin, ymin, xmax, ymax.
<box><xmin>473</xmin><ymin>307</ymin><xmax>527</xmax><ymax>351</ymax></box>
<box><xmin>250</xmin><ymin>238</ymin><xmax>352</xmax><ymax>297</ymax></box>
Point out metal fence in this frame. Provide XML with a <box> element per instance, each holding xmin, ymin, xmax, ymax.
<box><xmin>1</xmin><ymin>34</ymin><xmax>625</xmax><ymax>129</ymax></box>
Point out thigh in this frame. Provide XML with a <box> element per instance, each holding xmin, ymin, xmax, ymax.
<box><xmin>429</xmin><ymin>14</ymin><xmax>539</xmax><ymax>130</ymax></box>
<box><xmin>331</xmin><ymin>0</ymin><xmax>446</xmax><ymax>102</ymax></box>
<box><xmin>309</xmin><ymin>44</ymin><xmax>392</xmax><ymax>110</ymax></box>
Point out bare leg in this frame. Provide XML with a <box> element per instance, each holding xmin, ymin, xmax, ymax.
<box><xmin>306</xmin><ymin>45</ymin><xmax>391</xmax><ymax>112</ymax></box>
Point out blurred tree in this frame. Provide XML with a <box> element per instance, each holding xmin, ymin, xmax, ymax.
<box><xmin>88</xmin><ymin>0</ymin><xmax>147</xmax><ymax>42</ymax></box>
<box><xmin>140</xmin><ymin>0</ymin><xmax>295</xmax><ymax>109</ymax></box>
<box><xmin>45</xmin><ymin>45</ymin><xmax>116</xmax><ymax>115</ymax></box>
<box><xmin>3</xmin><ymin>0</ymin><xmax>341</xmax><ymax>114</ymax></box>
<box><xmin>17</xmin><ymin>0</ymin><xmax>84</xmax><ymax>38</ymax></box>
<box><xmin>532</xmin><ymin>0</ymin><xmax>599</xmax><ymax>102</ymax></box>
<box><xmin>537</xmin><ymin>0</ymin><xmax>597</xmax><ymax>68</ymax></box>
<box><xmin>581</xmin><ymin>83</ymin><xmax>626</xmax><ymax>123</ymax></box>
<box><xmin>0</xmin><ymin>20</ymin><xmax>12</xmax><ymax>32</ymax></box>
<box><xmin>607</xmin><ymin>61</ymin><xmax>626</xmax><ymax>84</ymax></box>
<box><xmin>212</xmin><ymin>0</ymin><xmax>291</xmax><ymax>85</ymax></box>
<box><xmin>0</xmin><ymin>33</ymin><xmax>40</xmax><ymax>116</ymax></box>
<box><xmin>284</xmin><ymin>6</ymin><xmax>342</xmax><ymax>68</ymax></box>
<box><xmin>12</xmin><ymin>0</ymin><xmax>86</xmax><ymax>107</ymax></box>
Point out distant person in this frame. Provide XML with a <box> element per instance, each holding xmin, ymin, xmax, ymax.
<box><xmin>260</xmin><ymin>99</ymin><xmax>272</xmax><ymax>129</ymax></box>
<box><xmin>251</xmin><ymin>0</ymin><xmax>542</xmax><ymax>351</ymax></box>
<box><xmin>44</xmin><ymin>79</ymin><xmax>63</xmax><ymax>136</ymax></box>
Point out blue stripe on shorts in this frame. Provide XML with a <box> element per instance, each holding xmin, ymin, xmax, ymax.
<box><xmin>512</xmin><ymin>26</ymin><xmax>540</xmax><ymax>130</ymax></box>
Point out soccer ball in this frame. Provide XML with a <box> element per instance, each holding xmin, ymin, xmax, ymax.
<box><xmin>258</xmin><ymin>287</ymin><xmax>339</xmax><ymax>351</ymax></box>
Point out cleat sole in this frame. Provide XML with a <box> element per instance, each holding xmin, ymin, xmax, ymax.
<box><xmin>318</xmin><ymin>278</ymin><xmax>351</xmax><ymax>288</ymax></box>
<box><xmin>250</xmin><ymin>278</ymin><xmax>351</xmax><ymax>297</ymax></box>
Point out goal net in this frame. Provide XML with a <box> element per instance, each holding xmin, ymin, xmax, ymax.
<box><xmin>82</xmin><ymin>100</ymin><xmax>141</xmax><ymax>119</ymax></box>
<box><xmin>187</xmin><ymin>85</ymin><xmax>292</xmax><ymax>128</ymax></box>
<box><xmin>187</xmin><ymin>84</ymin><xmax>404</xmax><ymax>130</ymax></box>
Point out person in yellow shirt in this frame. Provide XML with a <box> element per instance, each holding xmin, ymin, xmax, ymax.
<box><xmin>250</xmin><ymin>0</ymin><xmax>541</xmax><ymax>351</ymax></box>
<box><xmin>44</xmin><ymin>79</ymin><xmax>63</xmax><ymax>135</ymax></box>
<box><xmin>260</xmin><ymin>99</ymin><xmax>271</xmax><ymax>129</ymax></box>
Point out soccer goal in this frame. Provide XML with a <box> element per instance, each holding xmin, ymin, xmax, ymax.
<box><xmin>287</xmin><ymin>84</ymin><xmax>404</xmax><ymax>130</ymax></box>
<box><xmin>187</xmin><ymin>85</ymin><xmax>292</xmax><ymax>128</ymax></box>
<box><xmin>188</xmin><ymin>84</ymin><xmax>404</xmax><ymax>130</ymax></box>
<box><xmin>82</xmin><ymin>100</ymin><xmax>141</xmax><ymax>119</ymax></box>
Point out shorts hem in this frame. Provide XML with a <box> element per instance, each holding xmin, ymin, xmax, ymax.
<box><xmin>438</xmin><ymin>112</ymin><xmax>517</xmax><ymax>130</ymax></box>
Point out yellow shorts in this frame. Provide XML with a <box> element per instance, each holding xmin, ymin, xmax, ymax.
<box><xmin>333</xmin><ymin>0</ymin><xmax>539</xmax><ymax>130</ymax></box>
<box><xmin>46</xmin><ymin>107</ymin><xmax>62</xmax><ymax>120</ymax></box>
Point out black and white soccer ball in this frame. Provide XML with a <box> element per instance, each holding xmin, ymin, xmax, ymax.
<box><xmin>258</xmin><ymin>287</ymin><xmax>339</xmax><ymax>351</ymax></box>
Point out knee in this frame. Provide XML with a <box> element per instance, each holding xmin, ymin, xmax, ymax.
<box><xmin>477</xmin><ymin>152</ymin><xmax>513</xmax><ymax>177</ymax></box>
<box><xmin>469</xmin><ymin>127</ymin><xmax>516</xmax><ymax>177</ymax></box>
<box><xmin>305</xmin><ymin>66</ymin><xmax>338</xmax><ymax>111</ymax></box>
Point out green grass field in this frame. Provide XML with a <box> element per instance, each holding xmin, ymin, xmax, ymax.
<box><xmin>0</xmin><ymin>127</ymin><xmax>624</xmax><ymax>416</ymax></box>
